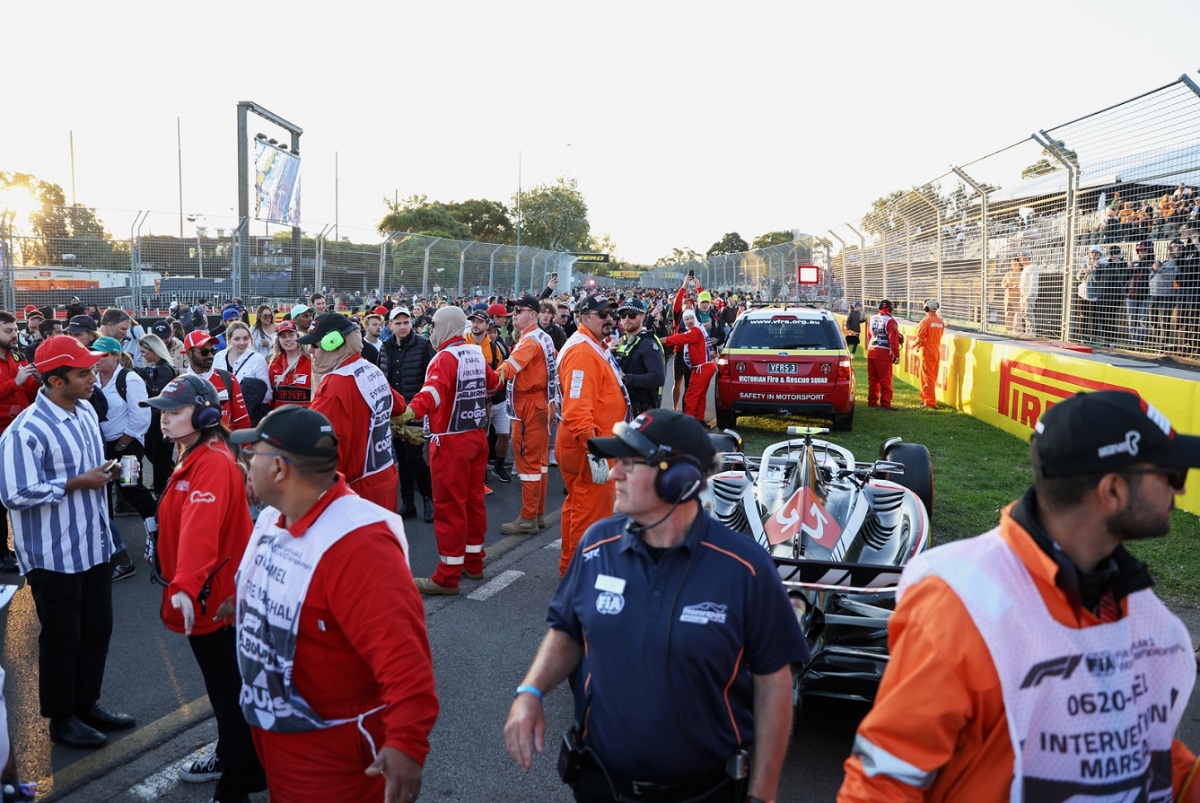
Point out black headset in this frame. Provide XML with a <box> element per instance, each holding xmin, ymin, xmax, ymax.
<box><xmin>180</xmin><ymin>374</ymin><xmax>222</xmax><ymax>430</ymax></box>
<box><xmin>611</xmin><ymin>421</ymin><xmax>705</xmax><ymax>503</ymax></box>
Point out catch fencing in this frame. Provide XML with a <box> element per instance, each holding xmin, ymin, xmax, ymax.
<box><xmin>0</xmin><ymin>210</ymin><xmax>581</xmax><ymax>315</ymax></box>
<box><xmin>653</xmin><ymin>74</ymin><xmax>1200</xmax><ymax>359</ymax></box>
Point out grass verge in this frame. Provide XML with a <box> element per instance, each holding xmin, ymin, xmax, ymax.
<box><xmin>725</xmin><ymin>356</ymin><xmax>1200</xmax><ymax>608</ymax></box>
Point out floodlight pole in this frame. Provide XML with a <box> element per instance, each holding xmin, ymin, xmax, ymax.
<box><xmin>236</xmin><ymin>101</ymin><xmax>303</xmax><ymax>301</ymax></box>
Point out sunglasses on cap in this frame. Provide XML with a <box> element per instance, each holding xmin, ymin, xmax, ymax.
<box><xmin>1122</xmin><ymin>467</ymin><xmax>1188</xmax><ymax>490</ymax></box>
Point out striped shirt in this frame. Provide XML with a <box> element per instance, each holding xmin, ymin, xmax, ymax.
<box><xmin>0</xmin><ymin>389</ymin><xmax>113</xmax><ymax>574</ymax></box>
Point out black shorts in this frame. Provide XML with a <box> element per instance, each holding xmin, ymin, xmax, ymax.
<box><xmin>673</xmin><ymin>351</ymin><xmax>687</xmax><ymax>380</ymax></box>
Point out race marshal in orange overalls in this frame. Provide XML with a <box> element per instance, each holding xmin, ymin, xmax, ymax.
<box><xmin>914</xmin><ymin>299</ymin><xmax>945</xmax><ymax>410</ymax></box>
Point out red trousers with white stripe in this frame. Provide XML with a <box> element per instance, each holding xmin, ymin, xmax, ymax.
<box><xmin>512</xmin><ymin>401</ymin><xmax>551</xmax><ymax>521</ymax></box>
<box><xmin>429</xmin><ymin>429</ymin><xmax>487</xmax><ymax>587</ymax></box>
<box><xmin>683</xmin><ymin>362</ymin><xmax>716</xmax><ymax>424</ymax></box>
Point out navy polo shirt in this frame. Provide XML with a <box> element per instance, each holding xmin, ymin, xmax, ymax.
<box><xmin>547</xmin><ymin>509</ymin><xmax>808</xmax><ymax>783</ymax></box>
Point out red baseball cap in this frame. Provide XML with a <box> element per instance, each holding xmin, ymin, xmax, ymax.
<box><xmin>182</xmin><ymin>330</ymin><xmax>218</xmax><ymax>351</ymax></box>
<box><xmin>24</xmin><ymin>305</ymin><xmax>40</xmax><ymax>316</ymax></box>
<box><xmin>34</xmin><ymin>335</ymin><xmax>103</xmax><ymax>372</ymax></box>
<box><xmin>373</xmin><ymin>305</ymin><xmax>388</xmax><ymax>316</ymax></box>
<box><xmin>487</xmin><ymin>303</ymin><xmax>510</xmax><ymax>318</ymax></box>
<box><xmin>275</xmin><ymin>319</ymin><xmax>297</xmax><ymax>334</ymax></box>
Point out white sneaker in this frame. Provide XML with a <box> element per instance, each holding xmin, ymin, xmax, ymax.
<box><xmin>548</xmin><ymin>452</ymin><xmax>558</xmax><ymax>466</ymax></box>
<box><xmin>178</xmin><ymin>753</ymin><xmax>221</xmax><ymax>783</ymax></box>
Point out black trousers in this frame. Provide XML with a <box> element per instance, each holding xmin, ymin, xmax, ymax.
<box><xmin>145</xmin><ymin>411</ymin><xmax>176</xmax><ymax>496</ymax></box>
<box><xmin>105</xmin><ymin>439</ymin><xmax>158</xmax><ymax>523</ymax></box>
<box><xmin>25</xmin><ymin>563</ymin><xmax>114</xmax><ymax>720</ymax></box>
<box><xmin>572</xmin><ymin>759</ymin><xmax>736</xmax><ymax>803</ymax></box>
<box><xmin>187</xmin><ymin>627</ymin><xmax>266</xmax><ymax>800</ymax></box>
<box><xmin>0</xmin><ymin>500</ymin><xmax>11</xmax><ymax>558</ymax></box>
<box><xmin>396</xmin><ymin>440</ymin><xmax>432</xmax><ymax>504</ymax></box>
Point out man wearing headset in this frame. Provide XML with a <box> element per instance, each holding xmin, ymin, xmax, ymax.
<box><xmin>504</xmin><ymin>409</ymin><xmax>808</xmax><ymax>803</ymax></box>
<box><xmin>866</xmin><ymin>300</ymin><xmax>902</xmax><ymax>410</ymax></box>
<box><xmin>300</xmin><ymin>313</ymin><xmax>408</xmax><ymax>510</ymax></box>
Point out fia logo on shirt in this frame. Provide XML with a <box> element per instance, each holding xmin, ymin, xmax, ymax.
<box><xmin>596</xmin><ymin>592</ymin><xmax>625</xmax><ymax>615</ymax></box>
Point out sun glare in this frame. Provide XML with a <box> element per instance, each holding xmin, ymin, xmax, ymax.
<box><xmin>0</xmin><ymin>185</ymin><xmax>41</xmax><ymax>233</ymax></box>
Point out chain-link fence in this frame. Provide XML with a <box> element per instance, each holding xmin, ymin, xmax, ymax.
<box><xmin>639</xmin><ymin>238</ymin><xmax>829</xmax><ymax>297</ymax></box>
<box><xmin>651</xmin><ymin>75</ymin><xmax>1200</xmax><ymax>359</ymax></box>
<box><xmin>0</xmin><ymin>209</ymin><xmax>582</xmax><ymax>315</ymax></box>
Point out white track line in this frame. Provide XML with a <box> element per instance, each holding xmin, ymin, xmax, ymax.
<box><xmin>545</xmin><ymin>539</ymin><xmax>562</xmax><ymax>550</ymax></box>
<box><xmin>467</xmin><ymin>570</ymin><xmax>524</xmax><ymax>601</ymax></box>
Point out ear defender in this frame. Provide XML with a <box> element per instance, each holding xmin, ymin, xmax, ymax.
<box><xmin>612</xmin><ymin>421</ymin><xmax>705</xmax><ymax>504</ymax></box>
<box><xmin>320</xmin><ymin>329</ymin><xmax>345</xmax><ymax>352</ymax></box>
<box><xmin>184</xmin><ymin>374</ymin><xmax>222</xmax><ymax>429</ymax></box>
<box><xmin>654</xmin><ymin>455</ymin><xmax>704</xmax><ymax>504</ymax></box>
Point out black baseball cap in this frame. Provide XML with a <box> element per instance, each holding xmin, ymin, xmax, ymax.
<box><xmin>229</xmin><ymin>405</ymin><xmax>340</xmax><ymax>458</ymax></box>
<box><xmin>510</xmin><ymin>294</ymin><xmax>540</xmax><ymax>312</ymax></box>
<box><xmin>1032</xmin><ymin>391</ymin><xmax>1200</xmax><ymax>477</ymax></box>
<box><xmin>577</xmin><ymin>294</ymin><xmax>615</xmax><ymax>315</ymax></box>
<box><xmin>588</xmin><ymin>408</ymin><xmax>716</xmax><ymax>469</ymax></box>
<box><xmin>151</xmin><ymin>320</ymin><xmax>173</xmax><ymax>339</ymax></box>
<box><xmin>66</xmin><ymin>314</ymin><xmax>97</xmax><ymax>334</ymax></box>
<box><xmin>618</xmin><ymin>298</ymin><xmax>646</xmax><ymax>314</ymax></box>
<box><xmin>297</xmin><ymin>313</ymin><xmax>358</xmax><ymax>345</ymax></box>
<box><xmin>140</xmin><ymin>374</ymin><xmax>220</xmax><ymax>411</ymax></box>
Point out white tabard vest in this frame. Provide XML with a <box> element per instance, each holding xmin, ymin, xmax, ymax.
<box><xmin>329</xmin><ymin>359</ymin><xmax>395</xmax><ymax>479</ymax></box>
<box><xmin>869</xmin><ymin>314</ymin><xmax>894</xmax><ymax>351</ymax></box>
<box><xmin>557</xmin><ymin>331</ymin><xmax>632</xmax><ymax>423</ymax></box>
<box><xmin>425</xmin><ymin>343</ymin><xmax>489</xmax><ymax>437</ymax></box>
<box><xmin>236</xmin><ymin>495</ymin><xmax>409</xmax><ymax>733</ymax></box>
<box><xmin>899</xmin><ymin>530</ymin><xmax>1196</xmax><ymax>802</ymax></box>
<box><xmin>506</xmin><ymin>326</ymin><xmax>561</xmax><ymax>420</ymax></box>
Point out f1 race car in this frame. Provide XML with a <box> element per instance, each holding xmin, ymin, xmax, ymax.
<box><xmin>703</xmin><ymin>426</ymin><xmax>933</xmax><ymax>713</ymax></box>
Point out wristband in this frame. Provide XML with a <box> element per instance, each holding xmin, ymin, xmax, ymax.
<box><xmin>514</xmin><ymin>685</ymin><xmax>543</xmax><ymax>702</ymax></box>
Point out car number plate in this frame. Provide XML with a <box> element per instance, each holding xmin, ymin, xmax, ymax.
<box><xmin>767</xmin><ymin>363</ymin><xmax>798</xmax><ymax>374</ymax></box>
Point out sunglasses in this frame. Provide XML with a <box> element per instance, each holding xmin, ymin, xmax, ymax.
<box><xmin>194</xmin><ymin>348</ymin><xmax>215</xmax><ymax>357</ymax></box>
<box><xmin>1122</xmin><ymin>467</ymin><xmax>1188</xmax><ymax>490</ymax></box>
<box><xmin>589</xmin><ymin>310</ymin><xmax>614</xmax><ymax>320</ymax></box>
<box><xmin>618</xmin><ymin>312</ymin><xmax>641</xmax><ymax>319</ymax></box>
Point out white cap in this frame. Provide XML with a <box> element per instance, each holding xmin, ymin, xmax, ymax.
<box><xmin>389</xmin><ymin>306</ymin><xmax>412</xmax><ymax>320</ymax></box>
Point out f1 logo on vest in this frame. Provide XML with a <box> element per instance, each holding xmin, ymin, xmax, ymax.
<box><xmin>1020</xmin><ymin>654</ymin><xmax>1083</xmax><ymax>688</ymax></box>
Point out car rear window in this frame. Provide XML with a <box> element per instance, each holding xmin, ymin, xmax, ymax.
<box><xmin>727</xmin><ymin>317</ymin><xmax>841</xmax><ymax>350</ymax></box>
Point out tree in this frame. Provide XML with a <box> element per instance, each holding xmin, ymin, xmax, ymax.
<box><xmin>446</xmin><ymin>198</ymin><xmax>514</xmax><ymax>243</ymax></box>
<box><xmin>378</xmin><ymin>196</ymin><xmax>471</xmax><ymax>240</ymax></box>
<box><xmin>751</xmin><ymin>231</ymin><xmax>793</xmax><ymax>250</ymax></box>
<box><xmin>514</xmin><ymin>178</ymin><xmax>591</xmax><ymax>252</ymax></box>
<box><xmin>706</xmin><ymin>232</ymin><xmax>750</xmax><ymax>256</ymax></box>
<box><xmin>1021</xmin><ymin>139</ymin><xmax>1078</xmax><ymax>179</ymax></box>
<box><xmin>653</xmin><ymin>246</ymin><xmax>703</xmax><ymax>268</ymax></box>
<box><xmin>1</xmin><ymin>171</ymin><xmax>122</xmax><ymax>268</ymax></box>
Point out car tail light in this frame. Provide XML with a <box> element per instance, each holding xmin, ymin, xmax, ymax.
<box><xmin>837</xmin><ymin>356</ymin><xmax>852</xmax><ymax>380</ymax></box>
<box><xmin>716</xmin><ymin>356</ymin><xmax>729</xmax><ymax>377</ymax></box>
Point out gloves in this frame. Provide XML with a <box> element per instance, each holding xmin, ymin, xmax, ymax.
<box><xmin>398</xmin><ymin>406</ymin><xmax>416</xmax><ymax>424</ymax></box>
<box><xmin>394</xmin><ymin>424</ymin><xmax>426</xmax><ymax>446</ymax></box>
<box><xmin>589</xmin><ymin>454</ymin><xmax>610</xmax><ymax>484</ymax></box>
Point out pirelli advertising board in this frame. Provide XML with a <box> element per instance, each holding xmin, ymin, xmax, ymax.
<box><xmin>845</xmin><ymin>314</ymin><xmax>1200</xmax><ymax>514</ymax></box>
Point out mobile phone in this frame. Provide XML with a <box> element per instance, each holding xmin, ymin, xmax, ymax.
<box><xmin>100</xmin><ymin>459</ymin><xmax>120</xmax><ymax>473</ymax></box>
<box><xmin>687</xmin><ymin>269</ymin><xmax>696</xmax><ymax>278</ymax></box>
<box><xmin>551</xmin><ymin>272</ymin><xmax>558</xmax><ymax>282</ymax></box>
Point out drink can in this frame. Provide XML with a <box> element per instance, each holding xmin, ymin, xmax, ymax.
<box><xmin>119</xmin><ymin>455</ymin><xmax>139</xmax><ymax>486</ymax></box>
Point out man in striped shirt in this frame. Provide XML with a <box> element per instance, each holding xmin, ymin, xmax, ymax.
<box><xmin>0</xmin><ymin>335</ymin><xmax>136</xmax><ymax>750</ymax></box>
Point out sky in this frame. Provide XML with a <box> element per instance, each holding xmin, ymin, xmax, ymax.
<box><xmin>3</xmin><ymin>0</ymin><xmax>1199</xmax><ymax>265</ymax></box>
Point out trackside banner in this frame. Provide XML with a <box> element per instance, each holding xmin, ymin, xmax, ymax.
<box><xmin>840</xmin><ymin>313</ymin><xmax>1200</xmax><ymax>514</ymax></box>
